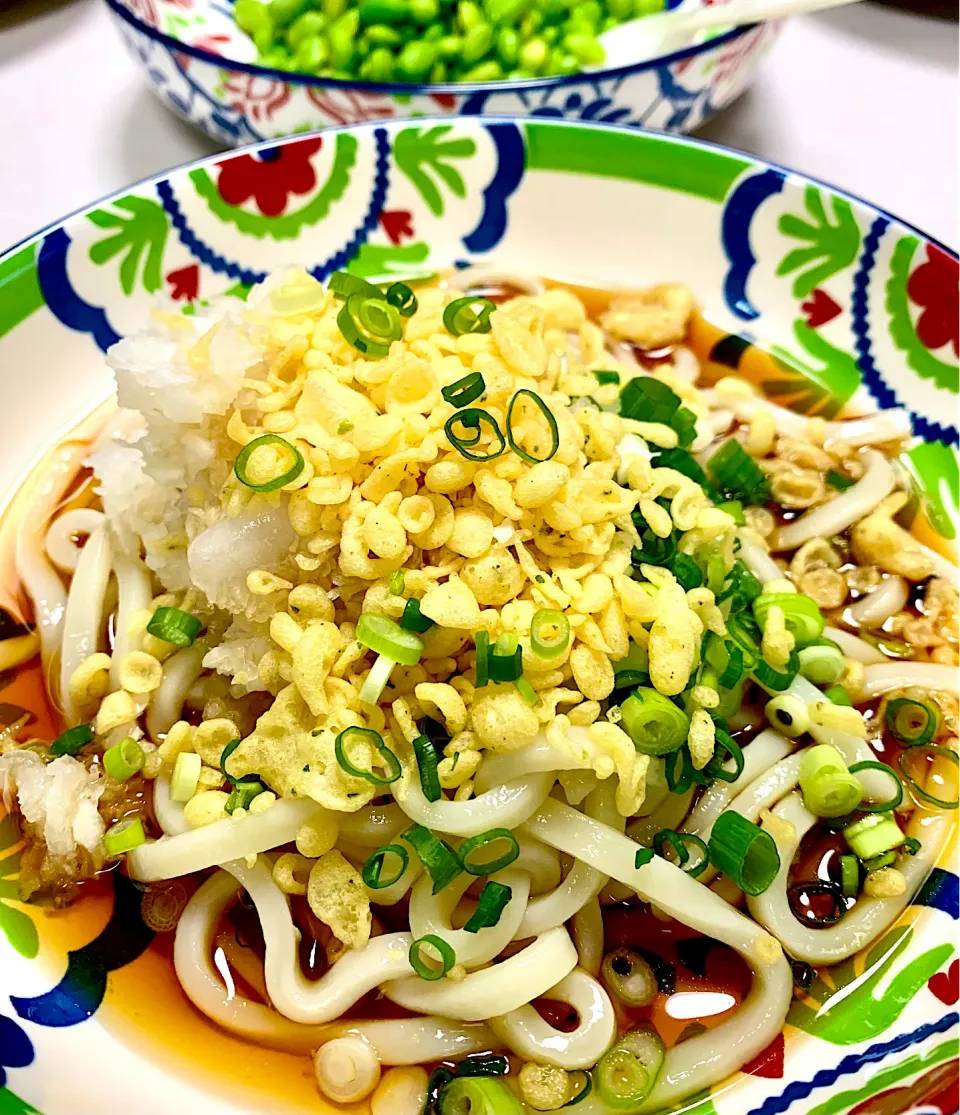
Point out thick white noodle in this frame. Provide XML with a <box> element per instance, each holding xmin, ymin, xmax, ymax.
<box><xmin>727</xmin><ymin>396</ymin><xmax>911</xmax><ymax>447</ymax></box>
<box><xmin>409</xmin><ymin>868</ymin><xmax>530</xmax><ymax>969</ymax></box>
<box><xmin>748</xmin><ymin>792</ymin><xmax>955</xmax><ymax>964</ymax></box>
<box><xmin>474</xmin><ymin>740</ymin><xmax>586</xmax><ymax>795</ymax></box>
<box><xmin>861</xmin><ymin>662</ymin><xmax>959</xmax><ymax>699</ymax></box>
<box><xmin>146</xmin><ymin>642</ymin><xmax>208</xmax><ymax>740</ymax></box>
<box><xmin>571</xmin><ymin>898</ymin><xmax>604</xmax><ymax>977</ymax></box>
<box><xmin>395</xmin><ymin>772</ymin><xmax>554</xmax><ymax>837</ymax></box>
<box><xmin>337</xmin><ymin>803</ymin><xmax>406</xmax><ymax>847</ymax></box>
<box><xmin>58</xmin><ymin>525</ymin><xmax>112</xmax><ymax>723</ymax></box>
<box><xmin>521</xmin><ymin>800</ymin><xmax>793</xmax><ymax>1112</ymax></box>
<box><xmin>175</xmin><ymin>871</ymin><xmax>495</xmax><ymax>1061</ymax></box>
<box><xmin>16</xmin><ymin>442</ymin><xmax>88</xmax><ymax>670</ymax></box>
<box><xmin>823</xmin><ymin>626</ymin><xmax>888</xmax><ymax>665</ymax></box>
<box><xmin>127</xmin><ymin>798</ymin><xmax>321</xmax><ymax>881</ymax></box>
<box><xmin>636</xmin><ymin>757</ymin><xmax>668</xmax><ymax>817</ymax></box>
<box><xmin>44</xmin><ymin>509</ymin><xmax>106</xmax><ymax>573</ymax></box>
<box><xmin>848</xmin><ymin>576</ymin><xmax>908</xmax><ymax>629</ymax></box>
<box><xmin>626</xmin><ymin>787</ymin><xmax>695</xmax><ymax>849</ymax></box>
<box><xmin>724</xmin><ymin>752</ymin><xmax>804</xmax><ymax>822</ymax></box>
<box><xmin>512</xmin><ymin>838</ymin><xmax>563</xmax><ymax>894</ymax></box>
<box><xmin>683</xmin><ymin>730</ymin><xmax>793</xmax><ymax>843</ymax></box>
<box><xmin>446</xmin><ymin>268</ymin><xmax>545</xmax><ymax>297</ymax></box>
<box><xmin>737</xmin><ymin>535</ymin><xmax>783</xmax><ymax>584</ymax></box>
<box><xmin>773</xmin><ymin>451</ymin><xmax>895</xmax><ymax>551</ymax></box>
<box><xmin>224</xmin><ymin>857</ymin><xmax>415</xmax><ymax>1024</ymax></box>
<box><xmin>153</xmin><ymin>769</ymin><xmax>189</xmax><ymax>836</ymax></box>
<box><xmin>109</xmin><ymin>549</ymin><xmax>153</xmax><ymax>689</ymax></box>
<box><xmin>381</xmin><ymin>926</ymin><xmax>578</xmax><ymax>1022</ymax></box>
<box><xmin>490</xmin><ymin>970</ymin><xmax>616</xmax><ymax>1070</ymax></box>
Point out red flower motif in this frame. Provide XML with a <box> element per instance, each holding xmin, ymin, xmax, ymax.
<box><xmin>128</xmin><ymin>0</ymin><xmax>159</xmax><ymax>26</ymax></box>
<box><xmin>380</xmin><ymin>210</ymin><xmax>414</xmax><ymax>244</ymax></box>
<box><xmin>222</xmin><ymin>73</ymin><xmax>291</xmax><ymax>124</ymax></box>
<box><xmin>192</xmin><ymin>33</ymin><xmax>231</xmax><ymax>54</ymax></box>
<box><xmin>305</xmin><ymin>87</ymin><xmax>396</xmax><ymax>125</ymax></box>
<box><xmin>907</xmin><ymin>244</ymin><xmax>959</xmax><ymax>356</ymax></box>
<box><xmin>927</xmin><ymin>958</ymin><xmax>959</xmax><ymax>1006</ymax></box>
<box><xmin>167</xmin><ymin>264</ymin><xmax>200</xmax><ymax>302</ymax></box>
<box><xmin>216</xmin><ymin>138</ymin><xmax>324</xmax><ymax>218</ymax></box>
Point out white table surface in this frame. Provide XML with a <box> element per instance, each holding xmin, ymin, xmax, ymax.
<box><xmin>0</xmin><ymin>0</ymin><xmax>956</xmax><ymax>251</ymax></box>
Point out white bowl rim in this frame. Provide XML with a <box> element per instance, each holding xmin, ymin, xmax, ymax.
<box><xmin>102</xmin><ymin>0</ymin><xmax>767</xmax><ymax>95</ymax></box>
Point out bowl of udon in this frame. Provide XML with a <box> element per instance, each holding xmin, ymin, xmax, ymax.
<box><xmin>0</xmin><ymin>116</ymin><xmax>956</xmax><ymax>1115</ymax></box>
<box><xmin>102</xmin><ymin>0</ymin><xmax>780</xmax><ymax>145</ymax></box>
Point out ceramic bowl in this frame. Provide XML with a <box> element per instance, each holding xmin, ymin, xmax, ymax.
<box><xmin>102</xmin><ymin>0</ymin><xmax>782</xmax><ymax>145</ymax></box>
<box><xmin>0</xmin><ymin>117</ymin><xmax>956</xmax><ymax>1115</ymax></box>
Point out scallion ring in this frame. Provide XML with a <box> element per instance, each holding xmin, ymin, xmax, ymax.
<box><xmin>703</xmin><ymin>731</ymin><xmax>744</xmax><ymax>784</ymax></box>
<box><xmin>103</xmin><ymin>737</ymin><xmax>144</xmax><ymax>782</ymax></box>
<box><xmin>515</xmin><ymin>677</ymin><xmax>538</xmax><ymax>706</ymax></box>
<box><xmin>234</xmin><ymin>433</ymin><xmax>305</xmax><ymax>493</ymax></box>
<box><xmin>356</xmin><ymin>612</ymin><xmax>424</xmax><ymax>666</ymax></box>
<box><xmin>898</xmin><ymin>745</ymin><xmax>959</xmax><ymax>810</ymax></box>
<box><xmin>530</xmin><ymin>609</ymin><xmax>570</xmax><ymax>660</ymax></box>
<box><xmin>458</xmin><ymin>828</ymin><xmax>519</xmax><ymax>875</ymax></box>
<box><xmin>754</xmin><ymin>592</ymin><xmax>825</xmax><ymax>645</ymax></box>
<box><xmin>50</xmin><ymin>723</ymin><xmax>94</xmax><ymax>757</ymax></box>
<box><xmin>885</xmin><ymin>697</ymin><xmax>941</xmax><ymax>746</ymax></box>
<box><xmin>413</xmin><ymin>733</ymin><xmax>442</xmax><ymax>803</ymax></box>
<box><xmin>652</xmin><ymin>830</ymin><xmax>709</xmax><ymax>877</ymax></box>
<box><xmin>219</xmin><ymin>738</ymin><xmax>262</xmax><ymax>791</ymax></box>
<box><xmin>441</xmin><ymin>372</ymin><xmax>485</xmax><ymax>409</ymax></box>
<box><xmin>863</xmin><ymin>850</ymin><xmax>897</xmax><ymax>872</ymax></box>
<box><xmin>385</xmin><ymin>281</ymin><xmax>417</xmax><ymax>317</ymax></box>
<box><xmin>225</xmin><ymin>780</ymin><xmax>264</xmax><ymax>814</ymax></box>
<box><xmin>103</xmin><ymin>817</ymin><xmax>146</xmax><ymax>857</ymax></box>
<box><xmin>444</xmin><ymin>408</ymin><xmax>506</xmax><ymax>462</ymax></box>
<box><xmin>619</xmin><ymin>687</ymin><xmax>689</xmax><ymax>756</ymax></box>
<box><xmin>843</xmin><ymin>813</ymin><xmax>906</xmax><ymax>860</ymax></box>
<box><xmin>839</xmin><ymin>854</ymin><xmax>860</xmax><ymax>898</ymax></box>
<box><xmin>443</xmin><ymin>295</ymin><xmax>495</xmax><ymax>337</ymax></box>
<box><xmin>562</xmin><ymin>1071</ymin><xmax>593</xmax><ymax>1107</ymax></box>
<box><xmin>335</xmin><ymin>726</ymin><xmax>402</xmax><ymax>786</ymax></box>
<box><xmin>463</xmin><ymin>880</ymin><xmax>512</xmax><ymax>933</ymax></box>
<box><xmin>400</xmin><ymin>598</ymin><xmax>434</xmax><ymax>634</ymax></box>
<box><xmin>338</xmin><ymin>293</ymin><xmax>403</xmax><ymax>357</ymax></box>
<box><xmin>328</xmin><ymin>270</ymin><xmax>381</xmax><ymax>300</ymax></box>
<box><xmin>474</xmin><ymin>629</ymin><xmax>490</xmax><ymax>687</ymax></box>
<box><xmin>849</xmin><ymin>760</ymin><xmax>903</xmax><ymax>813</ymax></box>
<box><xmin>409</xmin><ymin>934</ymin><xmax>455</xmax><ymax>981</ymax></box>
<box><xmin>634</xmin><ymin>848</ymin><xmax>654</xmax><ymax>869</ymax></box>
<box><xmin>506</xmin><ymin>389</ymin><xmax>560</xmax><ymax>465</ymax></box>
<box><xmin>362</xmin><ymin>844</ymin><xmax>409</xmax><ymax>890</ymax></box>
<box><xmin>707</xmin><ymin>811</ymin><xmax>780</xmax><ymax>895</ymax></box>
<box><xmin>402</xmin><ymin>823</ymin><xmax>462</xmax><ymax>894</ymax></box>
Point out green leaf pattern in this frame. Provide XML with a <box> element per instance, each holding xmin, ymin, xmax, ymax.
<box><xmin>776</xmin><ymin>186</ymin><xmax>861</xmax><ymax>299</ymax></box>
<box><xmin>86</xmin><ymin>196</ymin><xmax>168</xmax><ymax>296</ymax></box>
<box><xmin>394</xmin><ymin>126</ymin><xmax>476</xmax><ymax>217</ymax></box>
<box><xmin>0</xmin><ymin>813</ymin><xmax>38</xmax><ymax>959</ymax></box>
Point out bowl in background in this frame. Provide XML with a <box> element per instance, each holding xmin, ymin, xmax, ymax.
<box><xmin>0</xmin><ymin>116</ymin><xmax>956</xmax><ymax>1115</ymax></box>
<box><xmin>102</xmin><ymin>0</ymin><xmax>781</xmax><ymax>144</ymax></box>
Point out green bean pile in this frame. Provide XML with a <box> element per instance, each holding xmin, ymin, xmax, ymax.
<box><xmin>234</xmin><ymin>0</ymin><xmax>666</xmax><ymax>83</ymax></box>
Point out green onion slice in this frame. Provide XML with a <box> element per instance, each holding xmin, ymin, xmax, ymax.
<box><xmin>338</xmin><ymin>293</ymin><xmax>403</xmax><ymax>357</ymax></box>
<box><xmin>665</xmin><ymin>747</ymin><xmax>709</xmax><ymax>796</ymax></box>
<box><xmin>146</xmin><ymin>606</ymin><xmax>203</xmax><ymax>647</ymax></box>
<box><xmin>708</xmin><ymin>811</ymin><xmax>781</xmax><ymax>895</ymax></box>
<box><xmin>506</xmin><ymin>389</ymin><xmax>560</xmax><ymax>465</ymax></box>
<box><xmin>474</xmin><ymin>629</ymin><xmax>490</xmax><ymax>687</ymax></box>
<box><xmin>443</xmin><ymin>295</ymin><xmax>495</xmax><ymax>337</ymax></box>
<box><xmin>328</xmin><ymin>271</ymin><xmax>381</xmax><ymax>300</ymax></box>
<box><xmin>50</xmin><ymin>723</ymin><xmax>94</xmax><ymax>757</ymax></box>
<box><xmin>849</xmin><ymin>760</ymin><xmax>903</xmax><ymax>813</ymax></box>
<box><xmin>716</xmin><ymin>499</ymin><xmax>745</xmax><ymax>525</ymax></box>
<box><xmin>515</xmin><ymin>677</ymin><xmax>538</xmax><ymax>707</ymax></box>
<box><xmin>634</xmin><ymin>848</ymin><xmax>655</xmax><ymax>868</ymax></box>
<box><xmin>389</xmin><ymin>570</ymin><xmax>405</xmax><ymax>596</ymax></box>
<box><xmin>562</xmin><ymin>1071</ymin><xmax>593</xmax><ymax>1107</ymax></box>
<box><xmin>898</xmin><ymin>745</ymin><xmax>959</xmax><ymax>809</ymax></box>
<box><xmin>489</xmin><ymin>643</ymin><xmax>523</xmax><ymax>683</ymax></box>
<box><xmin>444</xmin><ymin>408</ymin><xmax>506</xmax><ymax>462</ymax></box>
<box><xmin>170</xmin><ymin>751</ymin><xmax>201</xmax><ymax>802</ymax></box>
<box><xmin>463</xmin><ymin>880</ymin><xmax>512</xmax><ymax>933</ymax></box>
<box><xmin>441</xmin><ymin>372</ymin><xmax>485</xmax><ymax>409</ymax></box>
<box><xmin>839</xmin><ymin>854</ymin><xmax>860</xmax><ymax>898</ymax></box>
<box><xmin>863</xmin><ymin>850</ymin><xmax>897</xmax><ymax>872</ymax></box>
<box><xmin>619</xmin><ymin>687</ymin><xmax>689</xmax><ymax>756</ymax></box>
<box><xmin>703</xmin><ymin>730</ymin><xmax>744</xmax><ymax>784</ymax></box>
<box><xmin>362</xmin><ymin>844</ymin><xmax>409</xmax><ymax>890</ymax></box>
<box><xmin>234</xmin><ymin>433</ymin><xmax>305</xmax><ymax>493</ymax></box>
<box><xmin>409</xmin><ymin>934</ymin><xmax>456</xmax><ymax>980</ymax></box>
<box><xmin>798</xmin><ymin>642</ymin><xmax>845</xmax><ymax>686</ymax></box>
<box><xmin>671</xmin><ymin>552</ymin><xmax>703</xmax><ymax>591</ymax></box>
<box><xmin>825</xmin><ymin>685</ymin><xmax>853</xmax><ymax>706</ymax></box>
<box><xmin>413</xmin><ymin>733</ymin><xmax>442</xmax><ymax>803</ymax></box>
<box><xmin>902</xmin><ymin>836</ymin><xmax>922</xmax><ymax>856</ymax></box>
<box><xmin>842</xmin><ymin>813</ymin><xmax>905</xmax><ymax>860</ymax></box>
<box><xmin>437</xmin><ymin>1076</ymin><xmax>524</xmax><ymax>1115</ymax></box>
<box><xmin>530</xmin><ymin>609</ymin><xmax>570</xmax><ymax>659</ymax></box>
<box><xmin>704</xmin><ymin>634</ymin><xmax>745</xmax><ymax>688</ymax></box>
<box><xmin>220</xmin><ymin>738</ymin><xmax>260</xmax><ymax>790</ymax></box>
<box><xmin>619</xmin><ymin>377</ymin><xmax>681</xmax><ymax>424</ymax></box>
<box><xmin>754</xmin><ymin>592</ymin><xmax>825</xmax><ymax>645</ymax></box>
<box><xmin>826</xmin><ymin>468</ymin><xmax>854</xmax><ymax>491</ymax></box>
<box><xmin>103</xmin><ymin>737</ymin><xmax>144</xmax><ymax>782</ymax></box>
<box><xmin>103</xmin><ymin>817</ymin><xmax>146</xmax><ymax>857</ymax></box>
<box><xmin>385</xmin><ymin>281</ymin><xmax>417</xmax><ymax>317</ymax></box>
<box><xmin>335</xmin><ymin>726</ymin><xmax>402</xmax><ymax>786</ymax></box>
<box><xmin>594</xmin><ymin>1030</ymin><xmax>665</xmax><ymax>1109</ymax></box>
<box><xmin>653</xmin><ymin>829</ymin><xmax>709</xmax><ymax>877</ymax></box>
<box><xmin>402</xmin><ymin>823</ymin><xmax>462</xmax><ymax>894</ymax></box>
<box><xmin>707</xmin><ymin>439</ymin><xmax>770</xmax><ymax>504</ymax></box>
<box><xmin>400</xmin><ymin>598</ymin><xmax>434</xmax><ymax>634</ymax></box>
<box><xmin>798</xmin><ymin>744</ymin><xmax>863</xmax><ymax>818</ymax></box>
<box><xmin>458</xmin><ymin>828</ymin><xmax>520</xmax><ymax>875</ymax></box>
<box><xmin>356</xmin><ymin>612</ymin><xmax>424</xmax><ymax>666</ymax></box>
<box><xmin>225</xmin><ymin>780</ymin><xmax>264</xmax><ymax>814</ymax></box>
<box><xmin>885</xmin><ymin>697</ymin><xmax>941</xmax><ymax>746</ymax></box>
<box><xmin>593</xmin><ymin>370</ymin><xmax>620</xmax><ymax>386</ymax></box>
<box><xmin>753</xmin><ymin>651</ymin><xmax>800</xmax><ymax>693</ymax></box>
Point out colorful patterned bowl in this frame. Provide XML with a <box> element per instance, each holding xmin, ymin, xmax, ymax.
<box><xmin>0</xmin><ymin>117</ymin><xmax>956</xmax><ymax>1115</ymax></box>
<box><xmin>102</xmin><ymin>0</ymin><xmax>782</xmax><ymax>145</ymax></box>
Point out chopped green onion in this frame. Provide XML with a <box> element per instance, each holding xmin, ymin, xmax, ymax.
<box><xmin>103</xmin><ymin>736</ymin><xmax>144</xmax><ymax>782</ymax></box>
<box><xmin>703</xmin><ymin>730</ymin><xmax>744</xmax><ymax>783</ymax></box>
<box><xmin>385</xmin><ymin>281</ymin><xmax>417</xmax><ymax>317</ymax></box>
<box><xmin>708</xmin><ymin>811</ymin><xmax>781</xmax><ymax>895</ymax></box>
<box><xmin>634</xmin><ymin>848</ymin><xmax>654</xmax><ymax>868</ymax></box>
<box><xmin>753</xmin><ymin>651</ymin><xmax>800</xmax><ymax>692</ymax></box>
<box><xmin>665</xmin><ymin>746</ymin><xmax>708</xmax><ymax>795</ymax></box>
<box><xmin>170</xmin><ymin>751</ymin><xmax>201</xmax><ymax>802</ymax></box>
<box><xmin>619</xmin><ymin>377</ymin><xmax>681</xmax><ymax>424</ymax></box>
<box><xmin>653</xmin><ymin>830</ymin><xmax>708</xmax><ymax>877</ymax></box>
<box><xmin>826</xmin><ymin>468</ymin><xmax>854</xmax><ymax>491</ymax></box>
<box><xmin>614</xmin><ymin>670</ymin><xmax>651</xmax><ymax>693</ymax></box>
<box><xmin>515</xmin><ymin>677</ymin><xmax>538</xmax><ymax>707</ymax></box>
<box><xmin>594</xmin><ymin>1030</ymin><xmax>664</xmax><ymax>1109</ymax></box>
<box><xmin>50</xmin><ymin>723</ymin><xmax>94</xmax><ymax>757</ymax></box>
<box><xmin>799</xmin><ymin>744</ymin><xmax>864</xmax><ymax>818</ymax></box>
<box><xmin>506</xmin><ymin>390</ymin><xmax>560</xmax><ymax>465</ymax></box>
<box><xmin>849</xmin><ymin>760</ymin><xmax>903</xmax><ymax>812</ymax></box>
<box><xmin>389</xmin><ymin>570</ymin><xmax>405</xmax><ymax>595</ymax></box>
<box><xmin>489</xmin><ymin>634</ymin><xmax>523</xmax><ymax>683</ymax></box>
<box><xmin>463</xmin><ymin>880</ymin><xmax>512</xmax><ymax>932</ymax></box>
<box><xmin>409</xmin><ymin>934</ymin><xmax>455</xmax><ymax>980</ymax></box>
<box><xmin>898</xmin><ymin>745</ymin><xmax>959</xmax><ymax>809</ymax></box>
<box><xmin>146</xmin><ymin>606</ymin><xmax>203</xmax><ymax>647</ymax></box>
<box><xmin>593</xmin><ymin>370</ymin><xmax>620</xmax><ymax>386</ymax></box>
<box><xmin>697</xmin><ymin>545</ymin><xmax>726</xmax><ymax>596</ymax></box>
<box><xmin>562</xmin><ymin>1072</ymin><xmax>592</xmax><ymax>1107</ymax></box>
<box><xmin>413</xmin><ymin>733</ymin><xmax>442</xmax><ymax>803</ymax></box>
<box><xmin>601</xmin><ymin>947</ymin><xmax>657</xmax><ymax>1007</ymax></box>
<box><xmin>671</xmin><ymin>406</ymin><xmax>698</xmax><ymax>449</ymax></box>
<box><xmin>902</xmin><ymin>836</ymin><xmax>922</xmax><ymax>855</ymax></box>
<box><xmin>765</xmin><ymin>693</ymin><xmax>811</xmax><ymax>738</ymax></box>
<box><xmin>704</xmin><ymin>635</ymin><xmax>745</xmax><ymax>689</ymax></box>
<box><xmin>530</xmin><ymin>609</ymin><xmax>570</xmax><ymax>659</ymax></box>
<box><xmin>754</xmin><ymin>592</ymin><xmax>825</xmax><ymax>645</ymax></box>
<box><xmin>441</xmin><ymin>372</ymin><xmax>485</xmax><ymax>409</ymax></box>
<box><xmin>338</xmin><ymin>293</ymin><xmax>403</xmax><ymax>357</ymax></box>
<box><xmin>362</xmin><ymin>844</ymin><xmax>409</xmax><ymax>890</ymax></box>
<box><xmin>458</xmin><ymin>828</ymin><xmax>519</xmax><ymax>875</ymax></box>
<box><xmin>437</xmin><ymin>1076</ymin><xmax>523</xmax><ymax>1115</ymax></box>
<box><xmin>400</xmin><ymin>598</ymin><xmax>434</xmax><ymax>633</ymax></box>
<box><xmin>220</xmin><ymin>738</ymin><xmax>261</xmax><ymax>791</ymax></box>
<box><xmin>707</xmin><ymin>439</ymin><xmax>769</xmax><ymax>504</ymax></box>
<box><xmin>335</xmin><ymin>726</ymin><xmax>402</xmax><ymax>786</ymax></box>
<box><xmin>863</xmin><ymin>850</ymin><xmax>897</xmax><ymax>872</ymax></box>
<box><xmin>443</xmin><ymin>295</ymin><xmax>495</xmax><ymax>337</ymax></box>
<box><xmin>843</xmin><ymin>813</ymin><xmax>905</xmax><ymax>860</ymax></box>
<box><xmin>356</xmin><ymin>612</ymin><xmax>423</xmax><ymax>665</ymax></box>
<box><xmin>328</xmin><ymin>271</ymin><xmax>381</xmax><ymax>300</ymax></box>
<box><xmin>474</xmin><ymin>629</ymin><xmax>490</xmax><ymax>687</ymax></box>
<box><xmin>402</xmin><ymin>823</ymin><xmax>462</xmax><ymax>894</ymax></box>
<box><xmin>839</xmin><ymin>854</ymin><xmax>860</xmax><ymax>898</ymax></box>
<box><xmin>225</xmin><ymin>780</ymin><xmax>264</xmax><ymax>814</ymax></box>
<box><xmin>358</xmin><ymin>653</ymin><xmax>396</xmax><ymax>705</ymax></box>
<box><xmin>885</xmin><ymin>697</ymin><xmax>941</xmax><ymax>746</ymax></box>
<box><xmin>717</xmin><ymin>560</ymin><xmax>763</xmax><ymax>612</ymax></box>
<box><xmin>444</xmin><ymin>408</ymin><xmax>506</xmax><ymax>462</ymax></box>
<box><xmin>670</xmin><ymin>552</ymin><xmax>703</xmax><ymax>590</ymax></box>
<box><xmin>825</xmin><ymin>685</ymin><xmax>853</xmax><ymax>706</ymax></box>
<box><xmin>234</xmin><ymin>434</ymin><xmax>305</xmax><ymax>493</ymax></box>
<box><xmin>716</xmin><ymin>499</ymin><xmax>745</xmax><ymax>525</ymax></box>
<box><xmin>103</xmin><ymin>817</ymin><xmax>146</xmax><ymax>857</ymax></box>
<box><xmin>619</xmin><ymin>687</ymin><xmax>689</xmax><ymax>756</ymax></box>
<box><xmin>798</xmin><ymin>642</ymin><xmax>845</xmax><ymax>685</ymax></box>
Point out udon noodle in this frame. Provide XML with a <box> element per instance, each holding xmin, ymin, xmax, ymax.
<box><xmin>0</xmin><ymin>266</ymin><xmax>955</xmax><ymax>1114</ymax></box>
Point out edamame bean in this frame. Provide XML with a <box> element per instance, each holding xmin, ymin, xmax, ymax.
<box><xmin>496</xmin><ymin>25</ymin><xmax>519</xmax><ymax>64</ymax></box>
<box><xmin>360</xmin><ymin>45</ymin><xmax>397</xmax><ymax>78</ymax></box>
<box><xmin>411</xmin><ymin>0</ymin><xmax>441</xmax><ymax>20</ymax></box>
<box><xmin>397</xmin><ymin>38</ymin><xmax>438</xmax><ymax>76</ymax></box>
<box><xmin>518</xmin><ymin>34</ymin><xmax>548</xmax><ymax>70</ymax></box>
<box><xmin>322</xmin><ymin>0</ymin><xmax>348</xmax><ymax>21</ymax></box>
<box><xmin>457</xmin><ymin>0</ymin><xmax>484</xmax><ymax>30</ymax></box>
<box><xmin>328</xmin><ymin>8</ymin><xmax>359</xmax><ymax>65</ymax></box>
<box><xmin>235</xmin><ymin>0</ymin><xmax>270</xmax><ymax>32</ymax></box>
<box><xmin>365</xmin><ymin>22</ymin><xmax>403</xmax><ymax>43</ymax></box>
<box><xmin>461</xmin><ymin>20</ymin><xmax>494</xmax><ymax>61</ymax></box>
<box><xmin>460</xmin><ymin>58</ymin><xmax>503</xmax><ymax>79</ymax></box>
<box><xmin>437</xmin><ymin>33</ymin><xmax>464</xmax><ymax>57</ymax></box>
<box><xmin>286</xmin><ymin>10</ymin><xmax>326</xmax><ymax>47</ymax></box>
<box><xmin>563</xmin><ymin>31</ymin><xmax>604</xmax><ymax>61</ymax></box>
